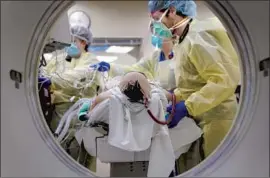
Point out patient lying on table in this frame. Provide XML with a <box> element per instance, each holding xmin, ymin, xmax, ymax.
<box><xmin>74</xmin><ymin>71</ymin><xmax>202</xmax><ymax>177</ymax></box>
<box><xmin>78</xmin><ymin>71</ymin><xmax>168</xmax><ymax>122</ymax></box>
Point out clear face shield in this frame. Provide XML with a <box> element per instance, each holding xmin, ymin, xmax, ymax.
<box><xmin>149</xmin><ymin>9</ymin><xmax>191</xmax><ymax>50</ymax></box>
<box><xmin>69</xmin><ymin>11</ymin><xmax>91</xmax><ymax>30</ymax></box>
<box><xmin>65</xmin><ymin>11</ymin><xmax>91</xmax><ymax>58</ymax></box>
<box><xmin>150</xmin><ymin>9</ymin><xmax>173</xmax><ymax>50</ymax></box>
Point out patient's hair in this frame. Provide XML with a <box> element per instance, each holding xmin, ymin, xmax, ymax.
<box><xmin>122</xmin><ymin>81</ymin><xmax>144</xmax><ymax>103</ymax></box>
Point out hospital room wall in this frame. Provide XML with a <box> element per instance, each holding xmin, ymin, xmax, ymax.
<box><xmin>49</xmin><ymin>1</ymin><xmax>150</xmax><ymax>43</ymax></box>
<box><xmin>92</xmin><ymin>51</ymin><xmax>138</xmax><ymax>65</ymax></box>
<box><xmin>48</xmin><ymin>1</ymin><xmax>216</xmax><ymax>59</ymax></box>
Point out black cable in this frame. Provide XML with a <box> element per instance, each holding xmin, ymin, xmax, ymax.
<box><xmin>39</xmin><ymin>54</ymin><xmax>47</xmax><ymax>68</ymax></box>
<box><xmin>178</xmin><ymin>19</ymin><xmax>193</xmax><ymax>44</ymax></box>
<box><xmin>65</xmin><ymin>55</ymin><xmax>72</xmax><ymax>62</ymax></box>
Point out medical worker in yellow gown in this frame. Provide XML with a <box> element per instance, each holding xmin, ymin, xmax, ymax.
<box><xmin>42</xmin><ymin>25</ymin><xmax>101</xmax><ymax>171</ymax></box>
<box><xmin>92</xmin><ymin>0</ymin><xmax>240</xmax><ymax>162</ymax></box>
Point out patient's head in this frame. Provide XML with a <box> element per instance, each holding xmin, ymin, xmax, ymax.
<box><xmin>119</xmin><ymin>71</ymin><xmax>151</xmax><ymax>102</ymax></box>
<box><xmin>122</xmin><ymin>81</ymin><xmax>144</xmax><ymax>102</ymax></box>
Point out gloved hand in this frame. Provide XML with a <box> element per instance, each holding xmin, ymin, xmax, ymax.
<box><xmin>165</xmin><ymin>112</ymin><xmax>170</xmax><ymax>121</ymax></box>
<box><xmin>166</xmin><ymin>101</ymin><xmax>188</xmax><ymax>128</ymax></box>
<box><xmin>159</xmin><ymin>51</ymin><xmax>174</xmax><ymax>62</ymax></box>
<box><xmin>159</xmin><ymin>51</ymin><xmax>166</xmax><ymax>62</ymax></box>
<box><xmin>38</xmin><ymin>77</ymin><xmax>51</xmax><ymax>88</ymax></box>
<box><xmin>78</xmin><ymin>101</ymin><xmax>91</xmax><ymax>121</ymax></box>
<box><xmin>90</xmin><ymin>61</ymin><xmax>110</xmax><ymax>72</ymax></box>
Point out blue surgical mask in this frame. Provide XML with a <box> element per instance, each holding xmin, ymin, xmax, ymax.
<box><xmin>150</xmin><ymin>20</ymin><xmax>173</xmax><ymax>50</ymax></box>
<box><xmin>150</xmin><ymin>8</ymin><xmax>190</xmax><ymax>49</ymax></box>
<box><xmin>152</xmin><ymin>21</ymin><xmax>173</xmax><ymax>39</ymax></box>
<box><xmin>65</xmin><ymin>43</ymin><xmax>81</xmax><ymax>57</ymax></box>
<box><xmin>151</xmin><ymin>35</ymin><xmax>163</xmax><ymax>49</ymax></box>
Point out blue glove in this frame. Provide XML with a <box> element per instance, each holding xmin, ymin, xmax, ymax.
<box><xmin>159</xmin><ymin>51</ymin><xmax>166</xmax><ymax>62</ymax></box>
<box><xmin>38</xmin><ymin>77</ymin><xmax>51</xmax><ymax>88</ymax></box>
<box><xmin>159</xmin><ymin>51</ymin><xmax>174</xmax><ymax>62</ymax></box>
<box><xmin>90</xmin><ymin>61</ymin><xmax>110</xmax><ymax>72</ymax></box>
<box><xmin>166</xmin><ymin>101</ymin><xmax>188</xmax><ymax>128</ymax></box>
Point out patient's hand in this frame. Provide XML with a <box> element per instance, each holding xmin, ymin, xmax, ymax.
<box><xmin>78</xmin><ymin>101</ymin><xmax>91</xmax><ymax>121</ymax></box>
<box><xmin>90</xmin><ymin>90</ymin><xmax>112</xmax><ymax>111</ymax></box>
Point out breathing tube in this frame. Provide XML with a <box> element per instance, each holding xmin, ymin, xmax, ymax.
<box><xmin>54</xmin><ymin>98</ymin><xmax>91</xmax><ymax>137</ymax></box>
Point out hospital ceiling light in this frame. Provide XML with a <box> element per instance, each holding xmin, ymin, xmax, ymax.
<box><xmin>105</xmin><ymin>46</ymin><xmax>134</xmax><ymax>54</ymax></box>
<box><xmin>96</xmin><ymin>56</ymin><xmax>118</xmax><ymax>63</ymax></box>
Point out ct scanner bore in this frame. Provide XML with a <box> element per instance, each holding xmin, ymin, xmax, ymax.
<box><xmin>1</xmin><ymin>1</ymin><xmax>269</xmax><ymax>177</ymax></box>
